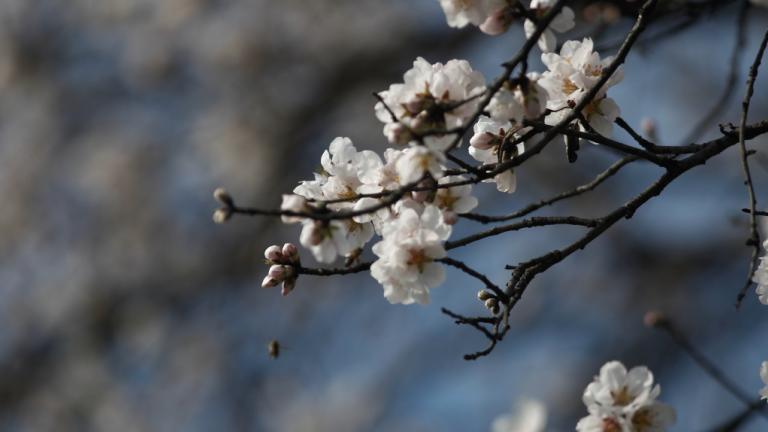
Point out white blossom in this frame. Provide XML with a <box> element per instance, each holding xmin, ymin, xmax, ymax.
<box><xmin>299</xmin><ymin>219</ymin><xmax>373</xmax><ymax>264</ymax></box>
<box><xmin>290</xmin><ymin>137</ymin><xmax>377</xmax><ymax>262</ymax></box>
<box><xmin>370</xmin><ymin>204</ymin><xmax>451</xmax><ymax>304</ymax></box>
<box><xmin>523</xmin><ymin>0</ymin><xmax>576</xmax><ymax>52</ymax></box>
<box><xmin>375</xmin><ymin>57</ymin><xmax>486</xmax><ymax>142</ymax></box>
<box><xmin>488</xmin><ymin>72</ymin><xmax>548</xmax><ymax>124</ymax></box>
<box><xmin>438</xmin><ymin>0</ymin><xmax>506</xmax><ymax>29</ymax></box>
<box><xmin>435</xmin><ymin>175</ymin><xmax>478</xmax><ymax>224</ymax></box>
<box><xmin>539</xmin><ymin>38</ymin><xmax>623</xmax><ymax>138</ymax></box>
<box><xmin>396</xmin><ymin>145</ymin><xmax>447</xmax><ymax>185</ymax></box>
<box><xmin>578</xmin><ymin>361</ymin><xmax>675</xmax><ymax>432</ymax></box>
<box><xmin>751</xmin><ymin>239</ymin><xmax>768</xmax><ymax>305</ymax></box>
<box><xmin>469</xmin><ymin>116</ymin><xmax>526</xmax><ymax>193</ymax></box>
<box><xmin>761</xmin><ymin>361</ymin><xmax>768</xmax><ymax>400</ymax></box>
<box><xmin>281</xmin><ymin>194</ymin><xmax>308</xmax><ymax>224</ymax></box>
<box><xmin>491</xmin><ymin>398</ymin><xmax>547</xmax><ymax>432</ymax></box>
<box><xmin>575</xmin><ymin>412</ymin><xmax>626</xmax><ymax>432</ymax></box>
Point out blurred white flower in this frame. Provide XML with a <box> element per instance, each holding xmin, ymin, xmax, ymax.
<box><xmin>438</xmin><ymin>0</ymin><xmax>506</xmax><ymax>29</ymax></box>
<box><xmin>761</xmin><ymin>361</ymin><xmax>768</xmax><ymax>400</ymax></box>
<box><xmin>491</xmin><ymin>398</ymin><xmax>547</xmax><ymax>432</ymax></box>
<box><xmin>396</xmin><ymin>145</ymin><xmax>446</xmax><ymax>185</ymax></box>
<box><xmin>523</xmin><ymin>0</ymin><xmax>576</xmax><ymax>52</ymax></box>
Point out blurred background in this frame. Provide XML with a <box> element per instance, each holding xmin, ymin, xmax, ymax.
<box><xmin>0</xmin><ymin>0</ymin><xmax>767</xmax><ymax>430</ymax></box>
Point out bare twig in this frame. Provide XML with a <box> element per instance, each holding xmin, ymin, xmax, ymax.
<box><xmin>463</xmin><ymin>156</ymin><xmax>639</xmax><ymax>224</ymax></box>
<box><xmin>735</xmin><ymin>29</ymin><xmax>768</xmax><ymax>307</ymax></box>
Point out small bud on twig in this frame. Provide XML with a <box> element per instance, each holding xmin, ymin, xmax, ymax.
<box><xmin>643</xmin><ymin>310</ymin><xmax>668</xmax><ymax>328</ymax></box>
<box><xmin>213</xmin><ymin>207</ymin><xmax>232</xmax><ymax>224</ymax></box>
<box><xmin>477</xmin><ymin>290</ymin><xmax>493</xmax><ymax>301</ymax></box>
<box><xmin>213</xmin><ymin>187</ymin><xmax>234</xmax><ymax>208</ymax></box>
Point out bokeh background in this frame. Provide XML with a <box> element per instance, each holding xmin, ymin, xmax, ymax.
<box><xmin>1</xmin><ymin>0</ymin><xmax>767</xmax><ymax>430</ymax></box>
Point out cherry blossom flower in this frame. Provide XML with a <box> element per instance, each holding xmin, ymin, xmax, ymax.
<box><xmin>575</xmin><ymin>412</ymin><xmax>626</xmax><ymax>432</ymax></box>
<box><xmin>488</xmin><ymin>72</ymin><xmax>549</xmax><ymax>124</ymax></box>
<box><xmin>438</xmin><ymin>0</ymin><xmax>506</xmax><ymax>29</ymax></box>
<box><xmin>396</xmin><ymin>145</ymin><xmax>447</xmax><ymax>185</ymax></box>
<box><xmin>469</xmin><ymin>116</ymin><xmax>526</xmax><ymax>193</ymax></box>
<box><xmin>375</xmin><ymin>57</ymin><xmax>486</xmax><ymax>142</ymax></box>
<box><xmin>434</xmin><ymin>175</ymin><xmax>478</xmax><ymax>224</ymax></box>
<box><xmin>523</xmin><ymin>0</ymin><xmax>576</xmax><ymax>52</ymax></box>
<box><xmin>538</xmin><ymin>38</ymin><xmax>623</xmax><ymax>138</ymax></box>
<box><xmin>299</xmin><ymin>219</ymin><xmax>373</xmax><ymax>264</ymax></box>
<box><xmin>370</xmin><ymin>204</ymin><xmax>451</xmax><ymax>304</ymax></box>
<box><xmin>578</xmin><ymin>361</ymin><xmax>675</xmax><ymax>432</ymax></box>
<box><xmin>491</xmin><ymin>398</ymin><xmax>547</xmax><ymax>432</ymax></box>
<box><xmin>290</xmin><ymin>137</ymin><xmax>377</xmax><ymax>262</ymax></box>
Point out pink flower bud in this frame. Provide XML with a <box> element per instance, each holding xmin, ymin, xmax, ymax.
<box><xmin>480</xmin><ymin>7</ymin><xmax>514</xmax><ymax>36</ymax></box>
<box><xmin>282</xmin><ymin>243</ymin><xmax>299</xmax><ymax>262</ymax></box>
<box><xmin>281</xmin><ymin>279</ymin><xmax>296</xmax><ymax>296</ymax></box>
<box><xmin>443</xmin><ymin>211</ymin><xmax>458</xmax><ymax>225</ymax></box>
<box><xmin>268</xmin><ymin>265</ymin><xmax>286</xmax><ymax>281</ymax></box>
<box><xmin>261</xmin><ymin>275</ymin><xmax>280</xmax><ymax>288</ymax></box>
<box><xmin>264</xmin><ymin>245</ymin><xmax>283</xmax><ymax>262</ymax></box>
<box><xmin>470</xmin><ymin>131</ymin><xmax>498</xmax><ymax>150</ymax></box>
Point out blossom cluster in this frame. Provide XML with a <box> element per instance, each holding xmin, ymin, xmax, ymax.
<box><xmin>439</xmin><ymin>0</ymin><xmax>576</xmax><ymax>52</ymax></box>
<box><xmin>488</xmin><ymin>361</ymin><xmax>674</xmax><ymax>432</ymax></box>
<box><xmin>576</xmin><ymin>361</ymin><xmax>675</xmax><ymax>432</ymax></box>
<box><xmin>258</xmin><ymin>7</ymin><xmax>626</xmax><ymax>304</ymax></box>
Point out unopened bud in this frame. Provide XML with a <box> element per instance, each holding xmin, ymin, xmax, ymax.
<box><xmin>470</xmin><ymin>131</ymin><xmax>498</xmax><ymax>150</ymax></box>
<box><xmin>268</xmin><ymin>265</ymin><xmax>286</xmax><ymax>281</ymax></box>
<box><xmin>213</xmin><ymin>207</ymin><xmax>232</xmax><ymax>224</ymax></box>
<box><xmin>443</xmin><ymin>211</ymin><xmax>458</xmax><ymax>225</ymax></box>
<box><xmin>480</xmin><ymin>6</ymin><xmax>514</xmax><ymax>36</ymax></box>
<box><xmin>641</xmin><ymin>117</ymin><xmax>657</xmax><ymax>141</ymax></box>
<box><xmin>264</xmin><ymin>245</ymin><xmax>283</xmax><ymax>262</ymax></box>
<box><xmin>261</xmin><ymin>275</ymin><xmax>280</xmax><ymax>288</ymax></box>
<box><xmin>643</xmin><ymin>311</ymin><xmax>668</xmax><ymax>328</ymax></box>
<box><xmin>281</xmin><ymin>278</ymin><xmax>296</xmax><ymax>296</ymax></box>
<box><xmin>213</xmin><ymin>187</ymin><xmax>234</xmax><ymax>207</ymax></box>
<box><xmin>282</xmin><ymin>243</ymin><xmax>299</xmax><ymax>263</ymax></box>
<box><xmin>484</xmin><ymin>298</ymin><xmax>499</xmax><ymax>310</ymax></box>
<box><xmin>477</xmin><ymin>290</ymin><xmax>493</xmax><ymax>301</ymax></box>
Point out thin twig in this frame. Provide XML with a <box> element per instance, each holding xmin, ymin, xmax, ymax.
<box><xmin>464</xmin><ymin>156</ymin><xmax>639</xmax><ymax>224</ymax></box>
<box><xmin>679</xmin><ymin>0</ymin><xmax>750</xmax><ymax>145</ymax></box>
<box><xmin>735</xmin><ymin>29</ymin><xmax>768</xmax><ymax>307</ymax></box>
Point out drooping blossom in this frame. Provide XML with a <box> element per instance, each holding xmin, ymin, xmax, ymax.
<box><xmin>469</xmin><ymin>116</ymin><xmax>526</xmax><ymax>193</ymax></box>
<box><xmin>370</xmin><ymin>204</ymin><xmax>451</xmax><ymax>304</ymax></box>
<box><xmin>491</xmin><ymin>398</ymin><xmax>547</xmax><ymax>432</ymax></box>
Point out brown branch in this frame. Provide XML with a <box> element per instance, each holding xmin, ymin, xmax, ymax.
<box><xmin>735</xmin><ymin>29</ymin><xmax>768</xmax><ymax>307</ymax></box>
<box><xmin>445</xmin><ymin>216</ymin><xmax>599</xmax><ymax>250</ymax></box>
<box><xmin>679</xmin><ymin>0</ymin><xmax>750</xmax><ymax>145</ymax></box>
<box><xmin>462</xmin><ymin>156</ymin><xmax>639</xmax><ymax>224</ymax></box>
